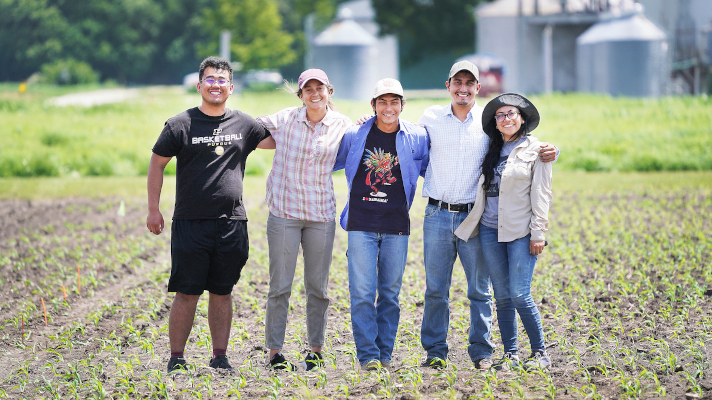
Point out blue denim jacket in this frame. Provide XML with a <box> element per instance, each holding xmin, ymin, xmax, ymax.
<box><xmin>334</xmin><ymin>116</ymin><xmax>430</xmax><ymax>230</ymax></box>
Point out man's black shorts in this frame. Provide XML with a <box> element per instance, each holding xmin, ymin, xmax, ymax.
<box><xmin>168</xmin><ymin>219</ymin><xmax>249</xmax><ymax>295</ymax></box>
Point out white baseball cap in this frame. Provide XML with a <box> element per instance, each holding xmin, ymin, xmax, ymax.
<box><xmin>373</xmin><ymin>78</ymin><xmax>404</xmax><ymax>99</ymax></box>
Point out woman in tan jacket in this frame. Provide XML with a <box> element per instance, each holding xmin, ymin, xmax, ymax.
<box><xmin>455</xmin><ymin>93</ymin><xmax>553</xmax><ymax>371</ymax></box>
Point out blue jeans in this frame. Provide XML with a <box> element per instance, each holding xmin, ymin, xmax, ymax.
<box><xmin>348</xmin><ymin>231</ymin><xmax>409</xmax><ymax>365</ymax></box>
<box><xmin>420</xmin><ymin>204</ymin><xmax>494</xmax><ymax>362</ymax></box>
<box><xmin>479</xmin><ymin>225</ymin><xmax>545</xmax><ymax>354</ymax></box>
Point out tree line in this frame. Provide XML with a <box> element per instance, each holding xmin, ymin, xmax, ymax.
<box><xmin>0</xmin><ymin>0</ymin><xmax>483</xmax><ymax>84</ymax></box>
<box><xmin>0</xmin><ymin>0</ymin><xmax>342</xmax><ymax>84</ymax></box>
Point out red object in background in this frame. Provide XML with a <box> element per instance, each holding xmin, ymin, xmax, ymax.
<box><xmin>478</xmin><ymin>70</ymin><xmax>503</xmax><ymax>97</ymax></box>
<box><xmin>455</xmin><ymin>53</ymin><xmax>506</xmax><ymax>97</ymax></box>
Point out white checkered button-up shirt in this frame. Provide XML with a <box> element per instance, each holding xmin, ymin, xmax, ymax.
<box><xmin>257</xmin><ymin>106</ymin><xmax>352</xmax><ymax>222</ymax></box>
<box><xmin>419</xmin><ymin>103</ymin><xmax>489</xmax><ymax>205</ymax></box>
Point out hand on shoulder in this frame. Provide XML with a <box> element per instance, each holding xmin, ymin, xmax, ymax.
<box><xmin>537</xmin><ymin>141</ymin><xmax>557</xmax><ymax>163</ymax></box>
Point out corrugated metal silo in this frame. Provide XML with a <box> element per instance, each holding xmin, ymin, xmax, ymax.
<box><xmin>576</xmin><ymin>11</ymin><xmax>668</xmax><ymax>97</ymax></box>
<box><xmin>313</xmin><ymin>9</ymin><xmax>377</xmax><ymax>101</ymax></box>
<box><xmin>337</xmin><ymin>0</ymin><xmax>398</xmax><ymax>82</ymax></box>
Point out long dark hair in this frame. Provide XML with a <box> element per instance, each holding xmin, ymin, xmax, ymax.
<box><xmin>481</xmin><ymin>112</ymin><xmax>529</xmax><ymax>189</ymax></box>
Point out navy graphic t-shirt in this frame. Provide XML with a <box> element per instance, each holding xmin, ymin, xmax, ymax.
<box><xmin>481</xmin><ymin>137</ymin><xmax>526</xmax><ymax>229</ymax></box>
<box><xmin>347</xmin><ymin>124</ymin><xmax>409</xmax><ymax>235</ymax></box>
<box><xmin>152</xmin><ymin>107</ymin><xmax>271</xmax><ymax>220</ymax></box>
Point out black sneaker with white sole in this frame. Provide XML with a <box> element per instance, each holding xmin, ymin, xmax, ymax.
<box><xmin>491</xmin><ymin>352</ymin><xmax>520</xmax><ymax>371</ymax></box>
<box><xmin>302</xmin><ymin>352</ymin><xmax>323</xmax><ymax>371</ymax></box>
<box><xmin>269</xmin><ymin>352</ymin><xmax>297</xmax><ymax>371</ymax></box>
<box><xmin>167</xmin><ymin>356</ymin><xmax>187</xmax><ymax>374</ymax></box>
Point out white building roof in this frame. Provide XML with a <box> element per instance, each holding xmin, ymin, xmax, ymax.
<box><xmin>314</xmin><ymin>18</ymin><xmax>376</xmax><ymax>46</ymax></box>
<box><xmin>476</xmin><ymin>0</ymin><xmax>636</xmax><ymax>17</ymax></box>
<box><xmin>577</xmin><ymin>13</ymin><xmax>666</xmax><ymax>44</ymax></box>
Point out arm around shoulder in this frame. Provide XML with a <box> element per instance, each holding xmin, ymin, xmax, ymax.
<box><xmin>333</xmin><ymin>124</ymin><xmax>358</xmax><ymax>171</ymax></box>
<box><xmin>538</xmin><ymin>141</ymin><xmax>559</xmax><ymax>163</ymax></box>
<box><xmin>257</xmin><ymin>136</ymin><xmax>276</xmax><ymax>149</ymax></box>
<box><xmin>529</xmin><ymin>158</ymin><xmax>553</xmax><ymax>241</ymax></box>
<box><xmin>256</xmin><ymin>106</ymin><xmax>297</xmax><ymax>135</ymax></box>
<box><xmin>408</xmin><ymin>123</ymin><xmax>430</xmax><ymax>177</ymax></box>
<box><xmin>417</xmin><ymin>104</ymin><xmax>441</xmax><ymax>126</ymax></box>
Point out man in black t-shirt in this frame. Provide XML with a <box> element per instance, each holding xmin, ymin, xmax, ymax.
<box><xmin>333</xmin><ymin>79</ymin><xmax>429</xmax><ymax>370</ymax></box>
<box><xmin>146</xmin><ymin>57</ymin><xmax>275</xmax><ymax>374</ymax></box>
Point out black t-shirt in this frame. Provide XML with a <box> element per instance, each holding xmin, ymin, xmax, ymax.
<box><xmin>152</xmin><ymin>107</ymin><xmax>271</xmax><ymax>220</ymax></box>
<box><xmin>347</xmin><ymin>124</ymin><xmax>409</xmax><ymax>235</ymax></box>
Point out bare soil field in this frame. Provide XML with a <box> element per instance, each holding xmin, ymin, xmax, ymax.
<box><xmin>0</xmin><ymin>185</ymin><xmax>711</xmax><ymax>399</ymax></box>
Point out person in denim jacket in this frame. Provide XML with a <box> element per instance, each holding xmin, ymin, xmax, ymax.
<box><xmin>334</xmin><ymin>78</ymin><xmax>429</xmax><ymax>370</ymax></box>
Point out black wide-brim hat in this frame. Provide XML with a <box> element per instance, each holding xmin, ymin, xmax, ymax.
<box><xmin>481</xmin><ymin>93</ymin><xmax>540</xmax><ymax>137</ymax></box>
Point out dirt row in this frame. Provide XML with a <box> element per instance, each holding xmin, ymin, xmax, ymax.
<box><xmin>1</xmin><ymin>191</ymin><xmax>711</xmax><ymax>399</ymax></box>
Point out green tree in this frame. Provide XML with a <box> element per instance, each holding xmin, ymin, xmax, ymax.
<box><xmin>0</xmin><ymin>0</ymin><xmax>313</xmax><ymax>83</ymax></box>
<box><xmin>148</xmin><ymin>0</ymin><xmax>211</xmax><ymax>84</ymax></box>
<box><xmin>198</xmin><ymin>0</ymin><xmax>296</xmax><ymax>71</ymax></box>
<box><xmin>290</xmin><ymin>0</ymin><xmax>342</xmax><ymax>31</ymax></box>
<box><xmin>372</xmin><ymin>0</ymin><xmax>488</xmax><ymax>63</ymax></box>
<box><xmin>51</xmin><ymin>0</ymin><xmax>164</xmax><ymax>83</ymax></box>
<box><xmin>0</xmin><ymin>0</ymin><xmax>69</xmax><ymax>81</ymax></box>
<box><xmin>40</xmin><ymin>58</ymin><xmax>99</xmax><ymax>84</ymax></box>
<box><xmin>275</xmin><ymin>0</ymin><xmax>347</xmax><ymax>79</ymax></box>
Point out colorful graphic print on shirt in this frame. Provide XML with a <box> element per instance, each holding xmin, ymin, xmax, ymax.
<box><xmin>362</xmin><ymin>148</ymin><xmax>399</xmax><ymax>200</ymax></box>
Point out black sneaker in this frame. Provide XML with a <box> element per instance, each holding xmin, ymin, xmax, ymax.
<box><xmin>301</xmin><ymin>352</ymin><xmax>323</xmax><ymax>371</ymax></box>
<box><xmin>473</xmin><ymin>357</ymin><xmax>493</xmax><ymax>370</ymax></box>
<box><xmin>167</xmin><ymin>356</ymin><xmax>187</xmax><ymax>374</ymax></box>
<box><xmin>491</xmin><ymin>353</ymin><xmax>520</xmax><ymax>371</ymax></box>
<box><xmin>209</xmin><ymin>354</ymin><xmax>234</xmax><ymax>371</ymax></box>
<box><xmin>269</xmin><ymin>352</ymin><xmax>297</xmax><ymax>371</ymax></box>
<box><xmin>421</xmin><ymin>357</ymin><xmax>447</xmax><ymax>369</ymax></box>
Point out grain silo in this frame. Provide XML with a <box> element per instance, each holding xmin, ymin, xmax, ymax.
<box><xmin>312</xmin><ymin>8</ymin><xmax>378</xmax><ymax>101</ymax></box>
<box><xmin>576</xmin><ymin>10</ymin><xmax>668</xmax><ymax>97</ymax></box>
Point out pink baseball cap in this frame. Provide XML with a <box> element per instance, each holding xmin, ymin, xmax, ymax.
<box><xmin>298</xmin><ymin>69</ymin><xmax>330</xmax><ymax>89</ymax></box>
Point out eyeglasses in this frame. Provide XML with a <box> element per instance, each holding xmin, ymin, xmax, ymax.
<box><xmin>202</xmin><ymin>78</ymin><xmax>230</xmax><ymax>86</ymax></box>
<box><xmin>495</xmin><ymin>110</ymin><xmax>520</xmax><ymax>123</ymax></box>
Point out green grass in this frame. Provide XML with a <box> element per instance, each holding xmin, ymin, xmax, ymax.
<box><xmin>0</xmin><ymin>82</ymin><xmax>113</xmax><ymax>98</ymax></box>
<box><xmin>529</xmin><ymin>93</ymin><xmax>712</xmax><ymax>172</ymax></box>
<box><xmin>0</xmin><ymin>176</ymin><xmax>174</xmax><ymax>199</ymax></box>
<box><xmin>1</xmin><ymin>84</ymin><xmax>711</xmax><ymax>177</ymax></box>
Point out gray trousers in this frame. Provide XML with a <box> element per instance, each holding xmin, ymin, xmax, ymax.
<box><xmin>265</xmin><ymin>213</ymin><xmax>335</xmax><ymax>350</ymax></box>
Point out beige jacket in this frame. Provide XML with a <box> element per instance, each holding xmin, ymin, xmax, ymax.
<box><xmin>454</xmin><ymin>136</ymin><xmax>553</xmax><ymax>242</ymax></box>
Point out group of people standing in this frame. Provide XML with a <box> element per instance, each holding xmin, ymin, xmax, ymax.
<box><xmin>146</xmin><ymin>56</ymin><xmax>556</xmax><ymax>375</ymax></box>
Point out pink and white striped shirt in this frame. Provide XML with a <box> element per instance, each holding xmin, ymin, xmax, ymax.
<box><xmin>257</xmin><ymin>106</ymin><xmax>353</xmax><ymax>222</ymax></box>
